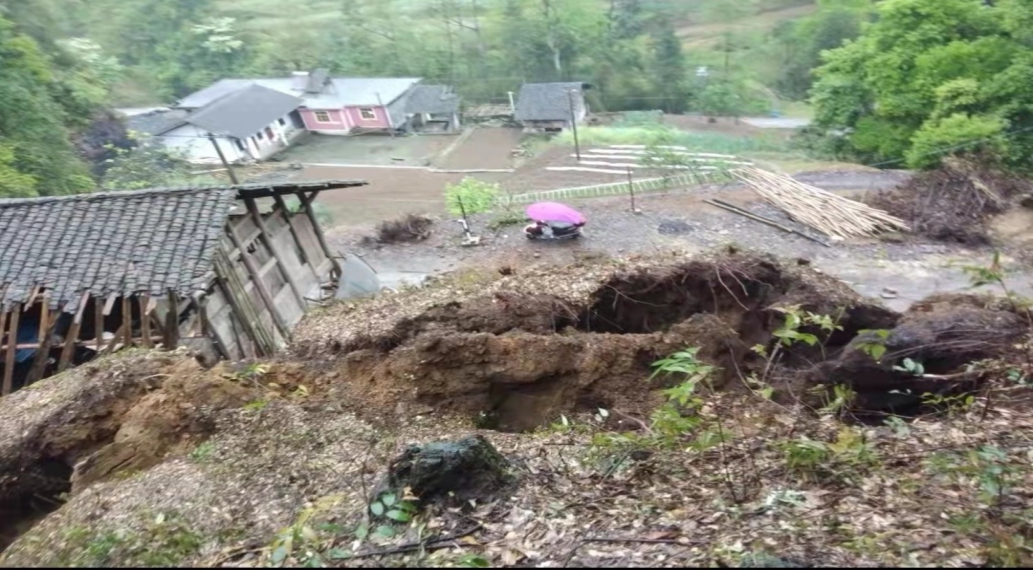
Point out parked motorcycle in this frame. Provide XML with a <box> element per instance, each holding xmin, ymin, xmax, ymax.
<box><xmin>523</xmin><ymin>202</ymin><xmax>587</xmax><ymax>241</ymax></box>
<box><xmin>523</xmin><ymin>220</ymin><xmax>584</xmax><ymax>240</ymax></box>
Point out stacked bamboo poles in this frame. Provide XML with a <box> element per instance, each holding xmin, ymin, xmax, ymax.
<box><xmin>732</xmin><ymin>167</ymin><xmax>910</xmax><ymax>240</ymax></box>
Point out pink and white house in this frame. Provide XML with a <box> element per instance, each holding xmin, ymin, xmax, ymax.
<box><xmin>175</xmin><ymin>70</ymin><xmax>424</xmax><ymax>137</ymax></box>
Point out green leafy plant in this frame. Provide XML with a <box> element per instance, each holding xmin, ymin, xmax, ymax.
<box><xmin>893</xmin><ymin>357</ymin><xmax>925</xmax><ymax>377</ymax></box>
<box><xmin>444</xmin><ymin>177</ymin><xmax>500</xmax><ymax>216</ymax></box>
<box><xmin>855</xmin><ymin>329</ymin><xmax>890</xmax><ymax>362</ymax></box>
<box><xmin>780</xmin><ymin>427</ymin><xmax>879</xmax><ymax>483</ymax></box>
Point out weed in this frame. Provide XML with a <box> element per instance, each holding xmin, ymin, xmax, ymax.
<box><xmin>243</xmin><ymin>399</ymin><xmax>268</xmax><ymax>412</ymax></box>
<box><xmin>58</xmin><ymin>512</ymin><xmax>204</xmax><ymax>567</ymax></box>
<box><xmin>189</xmin><ymin>441</ymin><xmax>215</xmax><ymax>462</ymax></box>
<box><xmin>779</xmin><ymin>427</ymin><xmax>879</xmax><ymax>483</ymax></box>
<box><xmin>486</xmin><ymin>209</ymin><xmax>525</xmax><ymax>231</ymax></box>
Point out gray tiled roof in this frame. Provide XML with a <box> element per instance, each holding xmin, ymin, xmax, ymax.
<box><xmin>514</xmin><ymin>82</ymin><xmax>586</xmax><ymax>122</ymax></box>
<box><xmin>176</xmin><ymin>77</ymin><xmax>422</xmax><ymax>110</ymax></box>
<box><xmin>186</xmin><ymin>84</ymin><xmax>304</xmax><ymax>139</ymax></box>
<box><xmin>405</xmin><ymin>85</ymin><xmax>460</xmax><ymax>115</ymax></box>
<box><xmin>125</xmin><ymin>109</ymin><xmax>189</xmax><ymax>136</ymax></box>
<box><xmin>0</xmin><ymin>180</ymin><xmax>368</xmax><ymax>312</ymax></box>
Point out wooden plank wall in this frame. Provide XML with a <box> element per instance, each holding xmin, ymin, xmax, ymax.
<box><xmin>207</xmin><ymin>196</ymin><xmax>336</xmax><ymax>358</ymax></box>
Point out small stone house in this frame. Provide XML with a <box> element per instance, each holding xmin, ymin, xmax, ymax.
<box><xmin>0</xmin><ymin>180</ymin><xmax>366</xmax><ymax>395</ymax></box>
<box><xmin>514</xmin><ymin>82</ymin><xmax>590</xmax><ymax>133</ymax></box>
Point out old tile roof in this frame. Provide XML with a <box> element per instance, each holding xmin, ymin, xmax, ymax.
<box><xmin>0</xmin><ymin>181</ymin><xmax>368</xmax><ymax>312</ymax></box>
<box><xmin>125</xmin><ymin>109</ymin><xmax>190</xmax><ymax>136</ymax></box>
<box><xmin>177</xmin><ymin>77</ymin><xmax>422</xmax><ymax>110</ymax></box>
<box><xmin>187</xmin><ymin>84</ymin><xmax>304</xmax><ymax>139</ymax></box>
<box><xmin>514</xmin><ymin>82</ymin><xmax>587</xmax><ymax>122</ymax></box>
<box><xmin>405</xmin><ymin>85</ymin><xmax>460</xmax><ymax>115</ymax></box>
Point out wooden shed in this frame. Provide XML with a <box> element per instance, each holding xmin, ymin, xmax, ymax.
<box><xmin>0</xmin><ymin>180</ymin><xmax>367</xmax><ymax>395</ymax></box>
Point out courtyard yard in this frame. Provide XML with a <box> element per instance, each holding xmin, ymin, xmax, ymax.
<box><xmin>276</xmin><ymin>132</ymin><xmax>456</xmax><ymax>166</ymax></box>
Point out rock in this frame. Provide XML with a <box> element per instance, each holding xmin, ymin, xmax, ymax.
<box><xmin>373</xmin><ymin>435</ymin><xmax>513</xmax><ymax>509</ymax></box>
<box><xmin>1020</xmin><ymin>194</ymin><xmax>1033</xmax><ymax>209</ymax></box>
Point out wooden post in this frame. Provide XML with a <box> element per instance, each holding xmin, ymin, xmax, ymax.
<box><xmin>38</xmin><ymin>303</ymin><xmax>48</xmax><ymax>343</ymax></box>
<box><xmin>245</xmin><ymin>197</ymin><xmax>308</xmax><ymax>309</ymax></box>
<box><xmin>297</xmin><ymin>191</ymin><xmax>342</xmax><ymax>279</ymax></box>
<box><xmin>213</xmin><ymin>249</ymin><xmax>274</xmax><ymax>357</ymax></box>
<box><xmin>225</xmin><ymin>223</ymin><xmax>292</xmax><ymax>340</ymax></box>
<box><xmin>139</xmin><ymin>295</ymin><xmax>152</xmax><ymax>349</ymax></box>
<box><xmin>627</xmin><ymin>166</ymin><xmax>636</xmax><ymax>212</ymax></box>
<box><xmin>122</xmin><ymin>296</ymin><xmax>132</xmax><ymax>348</ymax></box>
<box><xmin>208</xmin><ymin>134</ymin><xmax>240</xmax><ymax>184</ymax></box>
<box><xmin>273</xmin><ymin>194</ymin><xmax>312</xmax><ymax>267</ymax></box>
<box><xmin>27</xmin><ymin>309</ymin><xmax>60</xmax><ymax>385</ymax></box>
<box><xmin>2</xmin><ymin>306</ymin><xmax>21</xmax><ymax>395</ymax></box>
<box><xmin>94</xmin><ymin>303</ymin><xmax>104</xmax><ymax>352</ymax></box>
<box><xmin>163</xmin><ymin>291</ymin><xmax>180</xmax><ymax>350</ymax></box>
<box><xmin>58</xmin><ymin>292</ymin><xmax>90</xmax><ymax>373</ymax></box>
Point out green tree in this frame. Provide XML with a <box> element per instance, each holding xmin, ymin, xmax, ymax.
<box><xmin>0</xmin><ymin>15</ymin><xmax>94</xmax><ymax>197</ymax></box>
<box><xmin>810</xmin><ymin>0</ymin><xmax>1033</xmax><ymax>169</ymax></box>
<box><xmin>650</xmin><ymin>21</ymin><xmax>690</xmax><ymax>113</ymax></box>
<box><xmin>101</xmin><ymin>137</ymin><xmax>198</xmax><ymax>190</ymax></box>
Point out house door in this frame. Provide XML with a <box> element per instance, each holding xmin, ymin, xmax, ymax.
<box><xmin>289</xmin><ymin>110</ymin><xmax>305</xmax><ymax>129</ymax></box>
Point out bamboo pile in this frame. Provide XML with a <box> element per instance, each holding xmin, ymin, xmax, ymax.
<box><xmin>732</xmin><ymin>167</ymin><xmax>910</xmax><ymax>240</ymax></box>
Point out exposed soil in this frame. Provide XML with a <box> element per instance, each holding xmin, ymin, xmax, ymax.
<box><xmin>0</xmin><ymin>352</ymin><xmax>271</xmax><ymax>552</ymax></box>
<box><xmin>434</xmin><ymin>127</ymin><xmax>522</xmax><ymax>170</ymax></box>
<box><xmin>305</xmin><ymin>253</ymin><xmax>899</xmax><ymax>433</ymax></box>
<box><xmin>3</xmin><ymin>251</ymin><xmax>1032</xmax><ymax>568</ymax></box>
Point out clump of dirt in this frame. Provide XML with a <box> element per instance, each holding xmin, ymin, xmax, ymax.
<box><xmin>323</xmin><ymin>252</ymin><xmax>899</xmax><ymax>432</ymax></box>
<box><xmin>0</xmin><ymin>350</ymin><xmax>265</xmax><ymax>552</ymax></box>
<box><xmin>366</xmin><ymin>213</ymin><xmax>433</xmax><ymax>244</ymax></box>
<box><xmin>869</xmin><ymin>156</ymin><xmax>1033</xmax><ymax>245</ymax></box>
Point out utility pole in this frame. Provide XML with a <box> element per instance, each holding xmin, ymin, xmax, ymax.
<box><xmin>568</xmin><ymin>89</ymin><xmax>581</xmax><ymax>162</ymax></box>
<box><xmin>207</xmin><ymin>134</ymin><xmax>240</xmax><ymax>184</ymax></box>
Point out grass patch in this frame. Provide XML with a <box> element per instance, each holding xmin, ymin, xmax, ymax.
<box><xmin>55</xmin><ymin>512</ymin><xmax>203</xmax><ymax>567</ymax></box>
<box><xmin>553</xmin><ymin>126</ymin><xmax>791</xmax><ymax>155</ymax></box>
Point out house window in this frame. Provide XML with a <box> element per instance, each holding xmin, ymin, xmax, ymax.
<box><xmin>235</xmin><ymin>139</ymin><xmax>245</xmax><ymax>151</ymax></box>
<box><xmin>265</xmin><ymin>126</ymin><xmax>275</xmax><ymax>140</ymax></box>
<box><xmin>314</xmin><ymin>110</ymin><xmax>332</xmax><ymax>123</ymax></box>
<box><xmin>278</xmin><ymin>118</ymin><xmax>286</xmax><ymax>126</ymax></box>
<box><xmin>255</xmin><ymin>131</ymin><xmax>264</xmax><ymax>140</ymax></box>
<box><xmin>360</xmin><ymin>108</ymin><xmax>376</xmax><ymax>120</ymax></box>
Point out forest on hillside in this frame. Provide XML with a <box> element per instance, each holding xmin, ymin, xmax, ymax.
<box><xmin>1</xmin><ymin>0</ymin><xmax>1032</xmax><ymax>198</ymax></box>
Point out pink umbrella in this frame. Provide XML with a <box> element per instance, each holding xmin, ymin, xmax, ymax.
<box><xmin>525</xmin><ymin>202</ymin><xmax>587</xmax><ymax>225</ymax></box>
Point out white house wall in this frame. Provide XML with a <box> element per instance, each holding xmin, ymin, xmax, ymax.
<box><xmin>157</xmin><ymin>124</ymin><xmax>246</xmax><ymax>165</ymax></box>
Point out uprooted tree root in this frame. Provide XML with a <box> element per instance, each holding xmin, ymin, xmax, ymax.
<box><xmin>312</xmin><ymin>251</ymin><xmax>1033</xmax><ymax>433</ymax></box>
<box><xmin>367</xmin><ymin>213</ymin><xmax>434</xmax><ymax>244</ymax></box>
<box><xmin>869</xmin><ymin>156</ymin><xmax>1033</xmax><ymax>244</ymax></box>
<box><xmin>326</xmin><ymin>253</ymin><xmax>914</xmax><ymax>432</ymax></box>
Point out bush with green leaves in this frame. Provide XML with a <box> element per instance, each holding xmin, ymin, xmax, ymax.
<box><xmin>444</xmin><ymin>177</ymin><xmax>500</xmax><ymax>216</ymax></box>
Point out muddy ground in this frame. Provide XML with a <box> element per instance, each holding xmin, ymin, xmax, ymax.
<box><xmin>329</xmin><ymin>184</ymin><xmax>1033</xmax><ymax>310</ymax></box>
